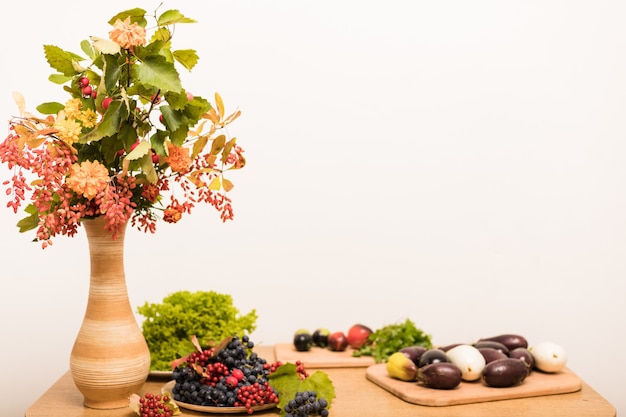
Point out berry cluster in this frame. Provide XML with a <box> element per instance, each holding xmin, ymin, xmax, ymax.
<box><xmin>170</xmin><ymin>336</ymin><xmax>280</xmax><ymax>413</ymax></box>
<box><xmin>78</xmin><ymin>76</ymin><xmax>95</xmax><ymax>98</ymax></box>
<box><xmin>135</xmin><ymin>392</ymin><xmax>175</xmax><ymax>417</ymax></box>
<box><xmin>284</xmin><ymin>391</ymin><xmax>330</xmax><ymax>417</ymax></box>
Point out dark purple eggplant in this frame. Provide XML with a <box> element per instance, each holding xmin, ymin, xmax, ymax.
<box><xmin>437</xmin><ymin>343</ymin><xmax>462</xmax><ymax>352</ymax></box>
<box><xmin>478</xmin><ymin>347</ymin><xmax>508</xmax><ymax>364</ymax></box>
<box><xmin>417</xmin><ymin>362</ymin><xmax>463</xmax><ymax>389</ymax></box>
<box><xmin>478</xmin><ymin>334</ymin><xmax>528</xmax><ymax>350</ymax></box>
<box><xmin>473</xmin><ymin>340</ymin><xmax>510</xmax><ymax>355</ymax></box>
<box><xmin>399</xmin><ymin>346</ymin><xmax>428</xmax><ymax>367</ymax></box>
<box><xmin>482</xmin><ymin>358</ymin><xmax>529</xmax><ymax>387</ymax></box>
<box><xmin>417</xmin><ymin>349</ymin><xmax>450</xmax><ymax>368</ymax></box>
<box><xmin>508</xmin><ymin>347</ymin><xmax>534</xmax><ymax>372</ymax></box>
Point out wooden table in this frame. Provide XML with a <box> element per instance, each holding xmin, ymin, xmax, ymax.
<box><xmin>25</xmin><ymin>346</ymin><xmax>616</xmax><ymax>417</ymax></box>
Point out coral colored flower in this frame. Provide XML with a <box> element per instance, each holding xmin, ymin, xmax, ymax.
<box><xmin>141</xmin><ymin>183</ymin><xmax>160</xmax><ymax>203</ymax></box>
<box><xmin>163</xmin><ymin>206</ymin><xmax>182</xmax><ymax>223</ymax></box>
<box><xmin>165</xmin><ymin>143</ymin><xmax>192</xmax><ymax>174</ymax></box>
<box><xmin>109</xmin><ymin>17</ymin><xmax>146</xmax><ymax>49</ymax></box>
<box><xmin>66</xmin><ymin>160</ymin><xmax>110</xmax><ymax>200</ymax></box>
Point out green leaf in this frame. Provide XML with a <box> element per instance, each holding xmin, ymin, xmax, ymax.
<box><xmin>161</xmin><ymin>108</ymin><xmax>191</xmax><ymax>145</ymax></box>
<box><xmin>48</xmin><ymin>74</ymin><xmax>71</xmax><ymax>85</ymax></box>
<box><xmin>150</xmin><ymin>27</ymin><xmax>172</xmax><ymax>43</ymax></box>
<box><xmin>43</xmin><ymin>45</ymin><xmax>83</xmax><ymax>76</ymax></box>
<box><xmin>108</xmin><ymin>8</ymin><xmax>147</xmax><ymax>26</ymax></box>
<box><xmin>269</xmin><ymin>364</ymin><xmax>336</xmax><ymax>415</ymax></box>
<box><xmin>157</xmin><ymin>10</ymin><xmax>197</xmax><ymax>26</ymax></box>
<box><xmin>150</xmin><ymin>129</ymin><xmax>169</xmax><ymax>156</ymax></box>
<box><xmin>102</xmin><ymin>54</ymin><xmax>123</xmax><ymax>92</ymax></box>
<box><xmin>16</xmin><ymin>208</ymin><xmax>39</xmax><ymax>233</ymax></box>
<box><xmin>132</xmin><ymin>55</ymin><xmax>183</xmax><ymax>93</ymax></box>
<box><xmin>79</xmin><ymin>100</ymin><xmax>125</xmax><ymax>143</ymax></box>
<box><xmin>140</xmin><ymin>153</ymin><xmax>158</xmax><ymax>184</ymax></box>
<box><xmin>36</xmin><ymin>102</ymin><xmax>64</xmax><ymax>115</ymax></box>
<box><xmin>163</xmin><ymin>91</ymin><xmax>187</xmax><ymax>111</ymax></box>
<box><xmin>184</xmin><ymin>96</ymin><xmax>211</xmax><ymax>123</ymax></box>
<box><xmin>173</xmin><ymin>49</ymin><xmax>199</xmax><ymax>71</ymax></box>
<box><xmin>80</xmin><ymin>39</ymin><xmax>95</xmax><ymax>60</ymax></box>
<box><xmin>125</xmin><ymin>139</ymin><xmax>150</xmax><ymax>161</ymax></box>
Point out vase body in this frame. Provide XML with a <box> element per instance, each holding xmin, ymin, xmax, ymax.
<box><xmin>70</xmin><ymin>216</ymin><xmax>150</xmax><ymax>409</ymax></box>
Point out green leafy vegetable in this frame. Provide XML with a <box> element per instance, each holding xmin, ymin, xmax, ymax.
<box><xmin>138</xmin><ymin>290</ymin><xmax>257</xmax><ymax>370</ymax></box>
<box><xmin>352</xmin><ymin>318</ymin><xmax>432</xmax><ymax>363</ymax></box>
<box><xmin>269</xmin><ymin>363</ymin><xmax>335</xmax><ymax>416</ymax></box>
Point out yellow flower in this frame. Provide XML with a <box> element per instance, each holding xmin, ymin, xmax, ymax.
<box><xmin>78</xmin><ymin>108</ymin><xmax>98</xmax><ymax>128</ymax></box>
<box><xmin>165</xmin><ymin>143</ymin><xmax>192</xmax><ymax>174</ymax></box>
<box><xmin>54</xmin><ymin>117</ymin><xmax>82</xmax><ymax>145</ymax></box>
<box><xmin>109</xmin><ymin>17</ymin><xmax>146</xmax><ymax>49</ymax></box>
<box><xmin>66</xmin><ymin>160</ymin><xmax>110</xmax><ymax>200</ymax></box>
<box><xmin>63</xmin><ymin>98</ymin><xmax>82</xmax><ymax>119</ymax></box>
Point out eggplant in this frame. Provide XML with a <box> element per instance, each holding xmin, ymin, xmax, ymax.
<box><xmin>417</xmin><ymin>349</ymin><xmax>450</xmax><ymax>368</ymax></box>
<box><xmin>508</xmin><ymin>347</ymin><xmax>534</xmax><ymax>372</ymax></box>
<box><xmin>399</xmin><ymin>346</ymin><xmax>428</xmax><ymax>367</ymax></box>
<box><xmin>478</xmin><ymin>334</ymin><xmax>528</xmax><ymax>350</ymax></box>
<box><xmin>417</xmin><ymin>362</ymin><xmax>463</xmax><ymax>389</ymax></box>
<box><xmin>473</xmin><ymin>340</ymin><xmax>510</xmax><ymax>355</ymax></box>
<box><xmin>477</xmin><ymin>347</ymin><xmax>508</xmax><ymax>364</ymax></box>
<box><xmin>482</xmin><ymin>358</ymin><xmax>529</xmax><ymax>387</ymax></box>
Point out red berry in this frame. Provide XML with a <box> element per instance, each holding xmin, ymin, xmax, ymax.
<box><xmin>102</xmin><ymin>97</ymin><xmax>113</xmax><ymax>110</ymax></box>
<box><xmin>231</xmin><ymin>368</ymin><xmax>244</xmax><ymax>381</ymax></box>
<box><xmin>79</xmin><ymin>76</ymin><xmax>90</xmax><ymax>87</ymax></box>
<box><xmin>81</xmin><ymin>85</ymin><xmax>92</xmax><ymax>97</ymax></box>
<box><xmin>151</xmin><ymin>93</ymin><xmax>161</xmax><ymax>104</ymax></box>
<box><xmin>151</xmin><ymin>151</ymin><xmax>159</xmax><ymax>164</ymax></box>
<box><xmin>159</xmin><ymin>113</ymin><xmax>164</xmax><ymax>124</ymax></box>
<box><xmin>225</xmin><ymin>375</ymin><xmax>238</xmax><ymax>389</ymax></box>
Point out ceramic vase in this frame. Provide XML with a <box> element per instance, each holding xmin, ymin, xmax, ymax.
<box><xmin>69</xmin><ymin>216</ymin><xmax>150</xmax><ymax>409</ymax></box>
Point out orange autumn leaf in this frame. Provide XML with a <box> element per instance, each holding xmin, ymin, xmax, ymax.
<box><xmin>222</xmin><ymin>178</ymin><xmax>234</xmax><ymax>192</ymax></box>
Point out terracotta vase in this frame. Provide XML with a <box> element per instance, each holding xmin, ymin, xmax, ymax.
<box><xmin>70</xmin><ymin>216</ymin><xmax>150</xmax><ymax>409</ymax></box>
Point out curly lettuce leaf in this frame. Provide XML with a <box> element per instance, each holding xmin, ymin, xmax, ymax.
<box><xmin>138</xmin><ymin>290</ymin><xmax>257</xmax><ymax>370</ymax></box>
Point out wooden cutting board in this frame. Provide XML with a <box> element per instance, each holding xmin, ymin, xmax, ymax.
<box><xmin>366</xmin><ymin>364</ymin><xmax>582</xmax><ymax>406</ymax></box>
<box><xmin>274</xmin><ymin>343</ymin><xmax>376</xmax><ymax>368</ymax></box>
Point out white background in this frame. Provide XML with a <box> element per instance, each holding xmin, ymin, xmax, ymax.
<box><xmin>1</xmin><ymin>1</ymin><xmax>624</xmax><ymax>416</ymax></box>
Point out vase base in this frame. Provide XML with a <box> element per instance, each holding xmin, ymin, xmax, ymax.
<box><xmin>83</xmin><ymin>398</ymin><xmax>131</xmax><ymax>410</ymax></box>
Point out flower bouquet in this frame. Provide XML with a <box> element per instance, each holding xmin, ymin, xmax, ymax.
<box><xmin>0</xmin><ymin>6</ymin><xmax>245</xmax><ymax>248</ymax></box>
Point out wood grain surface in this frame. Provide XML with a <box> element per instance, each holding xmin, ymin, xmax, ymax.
<box><xmin>366</xmin><ymin>363</ymin><xmax>583</xmax><ymax>406</ymax></box>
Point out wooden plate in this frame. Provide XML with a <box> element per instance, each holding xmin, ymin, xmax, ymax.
<box><xmin>274</xmin><ymin>343</ymin><xmax>376</xmax><ymax>368</ymax></box>
<box><xmin>366</xmin><ymin>364</ymin><xmax>583</xmax><ymax>406</ymax></box>
<box><xmin>161</xmin><ymin>380</ymin><xmax>278</xmax><ymax>413</ymax></box>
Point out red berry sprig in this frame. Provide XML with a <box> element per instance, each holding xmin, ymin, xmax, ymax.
<box><xmin>130</xmin><ymin>392</ymin><xmax>179</xmax><ymax>417</ymax></box>
<box><xmin>235</xmin><ymin>381</ymin><xmax>279</xmax><ymax>414</ymax></box>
